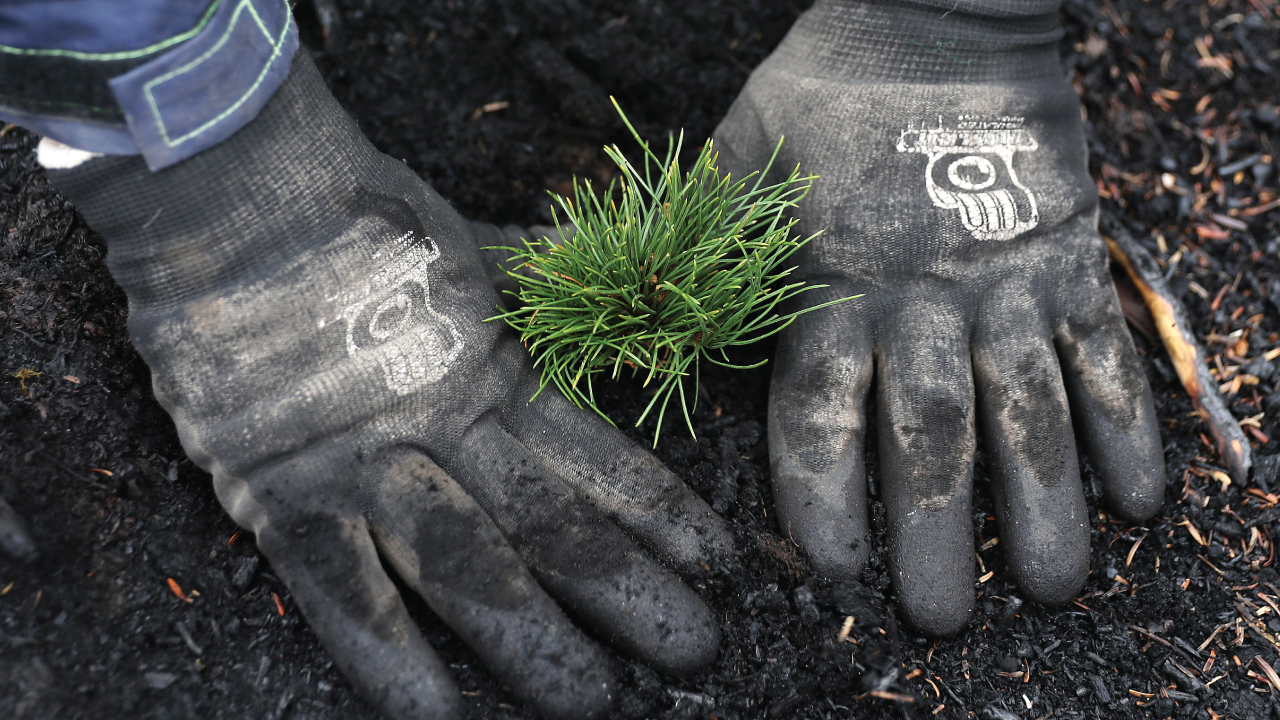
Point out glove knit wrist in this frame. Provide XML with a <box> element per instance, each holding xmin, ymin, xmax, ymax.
<box><xmin>46</xmin><ymin>54</ymin><xmax>459</xmax><ymax>311</ymax></box>
<box><xmin>772</xmin><ymin>0</ymin><xmax>1065</xmax><ymax>82</ymax></box>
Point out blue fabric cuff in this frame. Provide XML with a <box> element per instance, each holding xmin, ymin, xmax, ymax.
<box><xmin>0</xmin><ymin>0</ymin><xmax>216</xmax><ymax>55</ymax></box>
<box><xmin>109</xmin><ymin>0</ymin><xmax>299</xmax><ymax>171</ymax></box>
<box><xmin>0</xmin><ymin>106</ymin><xmax>139</xmax><ymax>155</ymax></box>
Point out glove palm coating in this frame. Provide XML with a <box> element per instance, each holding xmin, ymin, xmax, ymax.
<box><xmin>714</xmin><ymin>0</ymin><xmax>1164</xmax><ymax>635</ymax></box>
<box><xmin>45</xmin><ymin>55</ymin><xmax>731</xmax><ymax>720</ymax></box>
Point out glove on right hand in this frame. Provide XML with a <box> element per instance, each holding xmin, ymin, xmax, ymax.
<box><xmin>714</xmin><ymin>0</ymin><xmax>1165</xmax><ymax>635</ymax></box>
<box><xmin>44</xmin><ymin>54</ymin><xmax>731</xmax><ymax>720</ymax></box>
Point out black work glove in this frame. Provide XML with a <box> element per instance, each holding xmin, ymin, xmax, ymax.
<box><xmin>713</xmin><ymin>0</ymin><xmax>1164</xmax><ymax>635</ymax></box>
<box><xmin>44</xmin><ymin>54</ymin><xmax>731</xmax><ymax>720</ymax></box>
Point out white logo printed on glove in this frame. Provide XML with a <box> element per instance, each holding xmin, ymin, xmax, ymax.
<box><xmin>328</xmin><ymin>232</ymin><xmax>464</xmax><ymax>395</ymax></box>
<box><xmin>896</xmin><ymin>116</ymin><xmax>1039</xmax><ymax>241</ymax></box>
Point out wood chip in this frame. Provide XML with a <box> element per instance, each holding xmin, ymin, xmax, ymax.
<box><xmin>868</xmin><ymin>690</ymin><xmax>915</xmax><ymax>703</ymax></box>
<box><xmin>838</xmin><ymin>616</ymin><xmax>854</xmax><ymax>643</ymax></box>
<box><xmin>1126</xmin><ymin>534</ymin><xmax>1146</xmax><ymax>566</ymax></box>
<box><xmin>1243</xmin><ymin>197</ymin><xmax>1280</xmax><ymax>216</ymax></box>
<box><xmin>167</xmin><ymin>578</ymin><xmax>192</xmax><ymax>603</ymax></box>
<box><xmin>1181</xmin><ymin>518</ymin><xmax>1208</xmax><ymax>546</ymax></box>
<box><xmin>1128</xmin><ymin>689</ymin><xmax>1155</xmax><ymax>698</ymax></box>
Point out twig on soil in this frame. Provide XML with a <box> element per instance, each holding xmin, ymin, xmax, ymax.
<box><xmin>861</xmin><ymin>690</ymin><xmax>914</xmax><ymax>703</ymax></box>
<box><xmin>1252</xmin><ymin>656</ymin><xmax>1280</xmax><ymax>695</ymax></box>
<box><xmin>1232</xmin><ymin>600</ymin><xmax>1280</xmax><ymax>650</ymax></box>
<box><xmin>1198</xmin><ymin>623</ymin><xmax>1232</xmax><ymax>652</ymax></box>
<box><xmin>921</xmin><ymin>675</ymin><xmax>941</xmax><ymax>697</ymax></box>
<box><xmin>1205</xmin><ymin>671</ymin><xmax>1230</xmax><ymax>689</ymax></box>
<box><xmin>1196</xmin><ymin>554</ymin><xmax>1226</xmax><ymax>576</ymax></box>
<box><xmin>43</xmin><ymin>455</ymin><xmax>106</xmax><ymax>486</ymax></box>
<box><xmin>1256</xmin><ymin>592</ymin><xmax>1280</xmax><ymax>618</ymax></box>
<box><xmin>9</xmin><ymin>328</ymin><xmax>49</xmax><ymax>348</ymax></box>
<box><xmin>1102</xmin><ymin>212</ymin><xmax>1252</xmax><ymax>484</ymax></box>
<box><xmin>1129</xmin><ymin>624</ymin><xmax>1201</xmax><ymax>664</ymax></box>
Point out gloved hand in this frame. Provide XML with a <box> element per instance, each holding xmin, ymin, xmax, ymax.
<box><xmin>43</xmin><ymin>54</ymin><xmax>731</xmax><ymax>720</ymax></box>
<box><xmin>713</xmin><ymin>0</ymin><xmax>1164</xmax><ymax>635</ymax></box>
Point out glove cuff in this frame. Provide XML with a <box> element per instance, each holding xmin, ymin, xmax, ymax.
<box><xmin>43</xmin><ymin>52</ymin><xmax>443</xmax><ymax>309</ymax></box>
<box><xmin>767</xmin><ymin>0</ymin><xmax>1065</xmax><ymax>83</ymax></box>
<box><xmin>875</xmin><ymin>0</ymin><xmax>1062</xmax><ymax>17</ymax></box>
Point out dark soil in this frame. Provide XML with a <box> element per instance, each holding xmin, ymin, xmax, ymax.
<box><xmin>3</xmin><ymin>1</ymin><xmax>1280</xmax><ymax>718</ymax></box>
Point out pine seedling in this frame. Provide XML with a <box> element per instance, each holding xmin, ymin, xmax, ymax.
<box><xmin>490</xmin><ymin>100</ymin><xmax>855</xmax><ymax>444</ymax></box>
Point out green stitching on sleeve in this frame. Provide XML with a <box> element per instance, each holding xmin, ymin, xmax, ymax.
<box><xmin>0</xmin><ymin>0</ymin><xmax>221</xmax><ymax>62</ymax></box>
<box><xmin>141</xmin><ymin>0</ymin><xmax>290</xmax><ymax>148</ymax></box>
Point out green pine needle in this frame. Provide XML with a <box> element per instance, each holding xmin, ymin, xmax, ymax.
<box><xmin>488</xmin><ymin>99</ymin><xmax>857</xmax><ymax>444</ymax></box>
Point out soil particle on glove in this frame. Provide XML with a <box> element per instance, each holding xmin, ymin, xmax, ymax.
<box><xmin>4</xmin><ymin>1</ymin><xmax>1280</xmax><ymax>719</ymax></box>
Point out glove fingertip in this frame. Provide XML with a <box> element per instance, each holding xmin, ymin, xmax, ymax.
<box><xmin>1016</xmin><ymin>567</ymin><xmax>1087</xmax><ymax>607</ymax></box>
<box><xmin>804</xmin><ymin>537</ymin><xmax>871</xmax><ymax>582</ymax></box>
<box><xmin>1005</xmin><ymin>532</ymin><xmax>1090</xmax><ymax>607</ymax></box>
<box><xmin>646</xmin><ymin>602</ymin><xmax>722</xmax><ymax>677</ymax></box>
<box><xmin>525</xmin><ymin>672</ymin><xmax>613</xmax><ymax>720</ymax></box>
<box><xmin>690</xmin><ymin>511</ymin><xmax>737</xmax><ymax>571</ymax></box>
<box><xmin>768</xmin><ymin>452</ymin><xmax>871</xmax><ymax>584</ymax></box>
<box><xmin>1086</xmin><ymin>423</ymin><xmax>1166</xmax><ymax>524</ymax></box>
<box><xmin>1110</xmin><ymin>484</ymin><xmax>1164</xmax><ymax>525</ymax></box>
<box><xmin>898</xmin><ymin>581</ymin><xmax>974</xmax><ymax>638</ymax></box>
<box><xmin>255</xmin><ymin>516</ymin><xmax>465</xmax><ymax>720</ymax></box>
<box><xmin>362</xmin><ymin>676</ymin><xmax>466</xmax><ymax>720</ymax></box>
